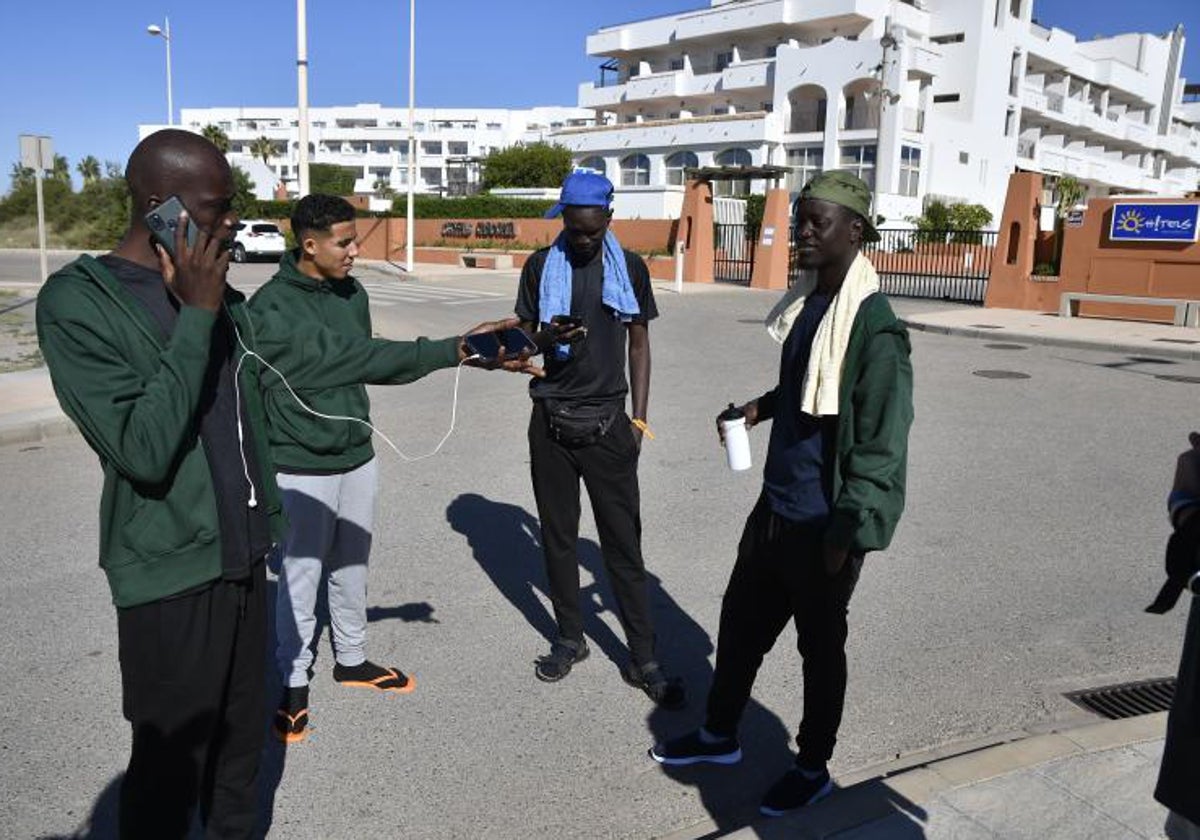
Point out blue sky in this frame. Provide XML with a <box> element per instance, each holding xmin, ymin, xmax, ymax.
<box><xmin>3</xmin><ymin>0</ymin><xmax>1197</xmax><ymax>189</ymax></box>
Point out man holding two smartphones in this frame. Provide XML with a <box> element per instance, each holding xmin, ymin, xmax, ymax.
<box><xmin>249</xmin><ymin>193</ymin><xmax>538</xmax><ymax>743</ymax></box>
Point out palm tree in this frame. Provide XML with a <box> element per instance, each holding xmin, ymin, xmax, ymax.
<box><xmin>202</xmin><ymin>124</ymin><xmax>230</xmax><ymax>153</ymax></box>
<box><xmin>250</xmin><ymin>136</ymin><xmax>275</xmax><ymax>167</ymax></box>
<box><xmin>77</xmin><ymin>155</ymin><xmax>101</xmax><ymax>184</ymax></box>
<box><xmin>50</xmin><ymin>154</ymin><xmax>71</xmax><ymax>185</ymax></box>
<box><xmin>372</xmin><ymin>177</ymin><xmax>395</xmax><ymax>199</ymax></box>
<box><xmin>9</xmin><ymin>162</ymin><xmax>34</xmax><ymax>190</ymax></box>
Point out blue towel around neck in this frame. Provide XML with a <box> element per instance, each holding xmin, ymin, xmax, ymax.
<box><xmin>538</xmin><ymin>230</ymin><xmax>640</xmax><ymax>359</ymax></box>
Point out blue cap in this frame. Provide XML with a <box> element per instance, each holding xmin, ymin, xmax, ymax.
<box><xmin>544</xmin><ymin>170</ymin><xmax>614</xmax><ymax>219</ymax></box>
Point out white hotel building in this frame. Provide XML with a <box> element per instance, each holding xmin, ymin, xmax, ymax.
<box><xmin>553</xmin><ymin>0</ymin><xmax>1200</xmax><ymax>222</ymax></box>
<box><xmin>143</xmin><ymin>104</ymin><xmax>596</xmax><ymax>200</ymax></box>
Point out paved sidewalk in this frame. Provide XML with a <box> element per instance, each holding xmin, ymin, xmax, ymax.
<box><xmin>904</xmin><ymin>306</ymin><xmax>1200</xmax><ymax>361</ymax></box>
<box><xmin>668</xmin><ymin>714</ymin><xmax>1169</xmax><ymax>839</ymax></box>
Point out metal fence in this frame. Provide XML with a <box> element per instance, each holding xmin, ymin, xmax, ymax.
<box><xmin>714</xmin><ymin>222</ymin><xmax>757</xmax><ymax>284</ymax></box>
<box><xmin>788</xmin><ymin>227</ymin><xmax>998</xmax><ymax>304</ymax></box>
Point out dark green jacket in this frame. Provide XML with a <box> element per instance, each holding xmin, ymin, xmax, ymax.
<box><xmin>248</xmin><ymin>252</ymin><xmax>461</xmax><ymax>472</ymax></box>
<box><xmin>36</xmin><ymin>255</ymin><xmax>285</xmax><ymax>607</ymax></box>
<box><xmin>761</xmin><ymin>293</ymin><xmax>914</xmax><ymax>553</ymax></box>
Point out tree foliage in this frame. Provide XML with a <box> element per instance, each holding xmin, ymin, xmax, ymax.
<box><xmin>909</xmin><ymin>200</ymin><xmax>994</xmax><ymax>244</ymax></box>
<box><xmin>202</xmin><ymin>124</ymin><xmax>231</xmax><ymax>153</ymax></box>
<box><xmin>309</xmin><ymin>163</ymin><xmax>359</xmax><ymax>196</ymax></box>
<box><xmin>77</xmin><ymin>156</ymin><xmax>101</xmax><ymax>184</ymax></box>
<box><xmin>231</xmin><ymin>166</ymin><xmax>257</xmax><ymax>218</ymax></box>
<box><xmin>480</xmin><ymin>142</ymin><xmax>573</xmax><ymax>190</ymax></box>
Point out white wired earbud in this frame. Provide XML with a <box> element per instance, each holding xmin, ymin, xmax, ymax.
<box><xmin>224</xmin><ymin>304</ymin><xmax>469</xmax><ymax>511</ymax></box>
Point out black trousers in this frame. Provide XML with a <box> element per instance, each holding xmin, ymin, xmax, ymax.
<box><xmin>528</xmin><ymin>401</ymin><xmax>656</xmax><ymax>666</ymax></box>
<box><xmin>116</xmin><ymin>563</ymin><xmax>267</xmax><ymax>839</ymax></box>
<box><xmin>705</xmin><ymin>494</ymin><xmax>863</xmax><ymax>769</ymax></box>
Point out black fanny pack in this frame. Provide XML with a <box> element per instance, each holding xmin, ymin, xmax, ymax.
<box><xmin>544</xmin><ymin>402</ymin><xmax>622</xmax><ymax>448</ymax></box>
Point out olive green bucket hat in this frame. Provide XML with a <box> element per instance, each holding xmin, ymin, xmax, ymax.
<box><xmin>797</xmin><ymin>170</ymin><xmax>881</xmax><ymax>242</ymax></box>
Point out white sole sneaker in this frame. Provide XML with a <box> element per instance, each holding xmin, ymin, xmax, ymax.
<box><xmin>759</xmin><ymin>776</ymin><xmax>833</xmax><ymax>817</ymax></box>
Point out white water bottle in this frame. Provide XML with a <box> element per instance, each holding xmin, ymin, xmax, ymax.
<box><xmin>719</xmin><ymin>403</ymin><xmax>752</xmax><ymax>472</ymax></box>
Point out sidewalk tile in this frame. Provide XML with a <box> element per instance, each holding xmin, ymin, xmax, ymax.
<box><xmin>940</xmin><ymin>773</ymin><xmax>1148</xmax><ymax>839</ymax></box>
<box><xmin>1035</xmin><ymin>746</ymin><xmax>1167</xmax><ymax>837</ymax></box>
<box><xmin>929</xmin><ymin>734</ymin><xmax>1080</xmax><ymax>786</ymax></box>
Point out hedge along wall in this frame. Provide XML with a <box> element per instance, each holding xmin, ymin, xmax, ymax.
<box><xmin>348</xmin><ymin>218</ymin><xmax>680</xmax><ymax>262</ymax></box>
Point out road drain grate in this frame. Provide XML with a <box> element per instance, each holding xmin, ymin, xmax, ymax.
<box><xmin>1065</xmin><ymin>677</ymin><xmax>1175</xmax><ymax>719</ymax></box>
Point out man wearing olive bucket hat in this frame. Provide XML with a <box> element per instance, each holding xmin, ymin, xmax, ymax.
<box><xmin>650</xmin><ymin>170</ymin><xmax>914</xmax><ymax>817</ymax></box>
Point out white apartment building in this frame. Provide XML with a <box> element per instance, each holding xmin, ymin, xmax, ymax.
<box><xmin>553</xmin><ymin>0</ymin><xmax>1200</xmax><ymax>223</ymax></box>
<box><xmin>141</xmin><ymin>103</ymin><xmax>596</xmax><ymax>200</ymax></box>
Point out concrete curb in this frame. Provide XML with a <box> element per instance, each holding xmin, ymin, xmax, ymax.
<box><xmin>0</xmin><ymin>407</ymin><xmax>77</xmax><ymax>448</ymax></box>
<box><xmin>662</xmin><ymin>712</ymin><xmax>1167</xmax><ymax>839</ymax></box>
<box><xmin>903</xmin><ymin>318</ymin><xmax>1200</xmax><ymax>362</ymax></box>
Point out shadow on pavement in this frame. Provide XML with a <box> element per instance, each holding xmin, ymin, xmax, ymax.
<box><xmin>38</xmin><ymin>774</ymin><xmax>121</xmax><ymax>839</ymax></box>
<box><xmin>446</xmin><ymin>491</ymin><xmax>626</xmax><ymax>667</ymax></box>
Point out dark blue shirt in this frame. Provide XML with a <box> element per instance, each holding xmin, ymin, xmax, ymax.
<box><xmin>763</xmin><ymin>292</ymin><xmax>838</xmax><ymax>523</ymax></box>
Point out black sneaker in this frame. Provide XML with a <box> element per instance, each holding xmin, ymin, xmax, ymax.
<box><xmin>759</xmin><ymin>765</ymin><xmax>833</xmax><ymax>817</ymax></box>
<box><xmin>272</xmin><ymin>685</ymin><xmax>310</xmax><ymax>744</ymax></box>
<box><xmin>623</xmin><ymin>661</ymin><xmax>687</xmax><ymax>710</ymax></box>
<box><xmin>535</xmin><ymin>638</ymin><xmax>589</xmax><ymax>682</ymax></box>
<box><xmin>649</xmin><ymin>728</ymin><xmax>742</xmax><ymax>766</ymax></box>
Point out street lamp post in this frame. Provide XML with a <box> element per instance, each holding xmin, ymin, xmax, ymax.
<box><xmin>297</xmin><ymin>0</ymin><xmax>310</xmax><ymax>197</ymax></box>
<box><xmin>146</xmin><ymin>18</ymin><xmax>174</xmax><ymax>125</ymax></box>
<box><xmin>406</xmin><ymin>0</ymin><xmax>416</xmax><ymax>273</ymax></box>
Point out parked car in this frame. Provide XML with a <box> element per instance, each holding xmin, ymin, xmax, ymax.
<box><xmin>232</xmin><ymin>220</ymin><xmax>287</xmax><ymax>262</ymax></box>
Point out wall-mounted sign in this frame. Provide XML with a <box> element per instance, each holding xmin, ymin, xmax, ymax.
<box><xmin>440</xmin><ymin>221</ymin><xmax>517</xmax><ymax>239</ymax></box>
<box><xmin>1065</xmin><ymin>208</ymin><xmax>1085</xmax><ymax>228</ymax></box>
<box><xmin>1109</xmin><ymin>203</ymin><xmax>1199</xmax><ymax>243</ymax></box>
<box><xmin>761</xmin><ymin>225</ymin><xmax>775</xmax><ymax>246</ymax></box>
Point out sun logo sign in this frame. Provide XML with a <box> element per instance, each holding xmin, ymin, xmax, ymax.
<box><xmin>1109</xmin><ymin>203</ymin><xmax>1199</xmax><ymax>243</ymax></box>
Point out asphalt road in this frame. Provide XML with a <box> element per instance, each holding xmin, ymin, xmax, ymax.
<box><xmin>0</xmin><ymin>257</ymin><xmax>1191</xmax><ymax>838</ymax></box>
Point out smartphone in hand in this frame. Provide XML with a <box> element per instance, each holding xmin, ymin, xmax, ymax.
<box><xmin>144</xmin><ymin>196</ymin><xmax>199</xmax><ymax>260</ymax></box>
<box><xmin>464</xmin><ymin>327</ymin><xmax>539</xmax><ymax>361</ymax></box>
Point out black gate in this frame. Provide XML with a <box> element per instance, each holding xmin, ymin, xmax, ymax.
<box><xmin>714</xmin><ymin>223</ymin><xmax>757</xmax><ymax>284</ymax></box>
<box><xmin>788</xmin><ymin>227</ymin><xmax>998</xmax><ymax>303</ymax></box>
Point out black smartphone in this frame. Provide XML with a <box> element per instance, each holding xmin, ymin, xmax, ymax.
<box><xmin>464</xmin><ymin>327</ymin><xmax>539</xmax><ymax>361</ymax></box>
<box><xmin>550</xmin><ymin>315</ymin><xmax>584</xmax><ymax>330</ymax></box>
<box><xmin>144</xmin><ymin>195</ymin><xmax>199</xmax><ymax>260</ymax></box>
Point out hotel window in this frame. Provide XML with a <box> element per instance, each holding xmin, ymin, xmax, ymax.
<box><xmin>714</xmin><ymin>148</ymin><xmax>752</xmax><ymax>196</ymax></box>
<box><xmin>715</xmin><ymin>51</ymin><xmax>734</xmax><ymax>71</ymax></box>
<box><xmin>448</xmin><ymin>141</ymin><xmax>468</xmax><ymax>156</ymax></box>
<box><xmin>899</xmin><ymin>146</ymin><xmax>921</xmax><ymax>197</ymax></box>
<box><xmin>422</xmin><ymin>141</ymin><xmax>442</xmax><ymax>155</ymax></box>
<box><xmin>666</xmin><ymin>151</ymin><xmax>699</xmax><ymax>185</ymax></box>
<box><xmin>786</xmin><ymin>146</ymin><xmax>823</xmax><ymax>192</ymax></box>
<box><xmin>620</xmin><ymin>154</ymin><xmax>651</xmax><ymax>186</ymax></box>
<box><xmin>840</xmin><ymin>144</ymin><xmax>876</xmax><ymax>191</ymax></box>
<box><xmin>578</xmin><ymin>156</ymin><xmax>606</xmax><ymax>176</ymax></box>
<box><xmin>420</xmin><ymin>167</ymin><xmax>441</xmax><ymax>186</ymax></box>
<box><xmin>670</xmin><ymin>57</ymin><xmax>685</xmax><ymax>71</ymax></box>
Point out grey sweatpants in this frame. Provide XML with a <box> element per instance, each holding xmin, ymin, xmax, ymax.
<box><xmin>275</xmin><ymin>458</ymin><xmax>378</xmax><ymax>688</ymax></box>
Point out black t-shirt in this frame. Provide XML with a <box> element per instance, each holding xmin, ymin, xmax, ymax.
<box><xmin>515</xmin><ymin>247</ymin><xmax>658</xmax><ymax>408</ymax></box>
<box><xmin>98</xmin><ymin>255</ymin><xmax>272</xmax><ymax>580</ymax></box>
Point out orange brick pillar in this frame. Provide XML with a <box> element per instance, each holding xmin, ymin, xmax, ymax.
<box><xmin>985</xmin><ymin>172</ymin><xmax>1042</xmax><ymax>309</ymax></box>
<box><xmin>679</xmin><ymin>178</ymin><xmax>715</xmax><ymax>284</ymax></box>
<box><xmin>750</xmin><ymin>188</ymin><xmax>793</xmax><ymax>290</ymax></box>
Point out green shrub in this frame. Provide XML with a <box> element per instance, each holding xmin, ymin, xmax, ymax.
<box><xmin>745</xmin><ymin>194</ymin><xmax>766</xmax><ymax>238</ymax></box>
<box><xmin>1032</xmin><ymin>262</ymin><xmax>1058</xmax><ymax>276</ymax></box>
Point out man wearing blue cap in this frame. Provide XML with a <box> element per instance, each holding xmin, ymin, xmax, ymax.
<box><xmin>514</xmin><ymin>170</ymin><xmax>684</xmax><ymax>709</ymax></box>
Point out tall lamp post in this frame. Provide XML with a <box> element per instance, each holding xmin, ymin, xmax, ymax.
<box><xmin>406</xmin><ymin>0</ymin><xmax>416</xmax><ymax>273</ymax></box>
<box><xmin>296</xmin><ymin>0</ymin><xmax>310</xmax><ymax>197</ymax></box>
<box><xmin>871</xmin><ymin>22</ymin><xmax>900</xmax><ymax>223</ymax></box>
<box><xmin>146</xmin><ymin>18</ymin><xmax>174</xmax><ymax>125</ymax></box>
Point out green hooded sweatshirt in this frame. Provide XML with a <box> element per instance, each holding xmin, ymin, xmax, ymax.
<box><xmin>248</xmin><ymin>251</ymin><xmax>461</xmax><ymax>472</ymax></box>
<box><xmin>759</xmin><ymin>293</ymin><xmax>914</xmax><ymax>553</ymax></box>
<box><xmin>36</xmin><ymin>256</ymin><xmax>285</xmax><ymax>607</ymax></box>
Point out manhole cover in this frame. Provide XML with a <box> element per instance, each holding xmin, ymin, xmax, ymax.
<box><xmin>1156</xmin><ymin>375</ymin><xmax>1200</xmax><ymax>384</ymax></box>
<box><xmin>1154</xmin><ymin>338</ymin><xmax>1200</xmax><ymax>345</ymax></box>
<box><xmin>1065</xmin><ymin>677</ymin><xmax>1174</xmax><ymax>720</ymax></box>
<box><xmin>972</xmin><ymin>370</ymin><xmax>1031</xmax><ymax>379</ymax></box>
<box><xmin>984</xmin><ymin>343</ymin><xmax>1028</xmax><ymax>350</ymax></box>
<box><xmin>970</xmin><ymin>324</ymin><xmax>1004</xmax><ymax>330</ymax></box>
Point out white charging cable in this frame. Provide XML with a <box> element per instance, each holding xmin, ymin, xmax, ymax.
<box><xmin>223</xmin><ymin>305</ymin><xmax>471</xmax><ymax>510</ymax></box>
